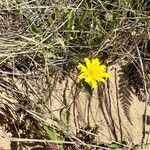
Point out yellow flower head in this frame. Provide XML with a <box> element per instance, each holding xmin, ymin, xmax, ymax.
<box><xmin>77</xmin><ymin>58</ymin><xmax>111</xmax><ymax>88</ymax></box>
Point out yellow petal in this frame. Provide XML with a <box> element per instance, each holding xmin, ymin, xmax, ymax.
<box><xmin>78</xmin><ymin>73</ymin><xmax>86</xmax><ymax>80</ymax></box>
<box><xmin>84</xmin><ymin>58</ymin><xmax>91</xmax><ymax>68</ymax></box>
<box><xmin>77</xmin><ymin>57</ymin><xmax>110</xmax><ymax>87</ymax></box>
<box><xmin>85</xmin><ymin>76</ymin><xmax>92</xmax><ymax>83</ymax></box>
<box><xmin>103</xmin><ymin>73</ymin><xmax>111</xmax><ymax>78</ymax></box>
<box><xmin>77</xmin><ymin>63</ymin><xmax>87</xmax><ymax>72</ymax></box>
<box><xmin>91</xmin><ymin>58</ymin><xmax>100</xmax><ymax>67</ymax></box>
<box><xmin>91</xmin><ymin>80</ymin><xmax>98</xmax><ymax>88</ymax></box>
<box><xmin>98</xmin><ymin>65</ymin><xmax>106</xmax><ymax>72</ymax></box>
<box><xmin>98</xmin><ymin>78</ymin><xmax>106</xmax><ymax>83</ymax></box>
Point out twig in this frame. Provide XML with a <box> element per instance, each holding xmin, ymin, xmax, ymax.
<box><xmin>136</xmin><ymin>46</ymin><xmax>150</xmax><ymax>148</ymax></box>
<box><xmin>115</xmin><ymin>67</ymin><xmax>123</xmax><ymax>141</ymax></box>
<box><xmin>10</xmin><ymin>137</ymin><xmax>109</xmax><ymax>149</ymax></box>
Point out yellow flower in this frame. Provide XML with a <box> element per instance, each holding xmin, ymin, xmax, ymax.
<box><xmin>77</xmin><ymin>58</ymin><xmax>111</xmax><ymax>88</ymax></box>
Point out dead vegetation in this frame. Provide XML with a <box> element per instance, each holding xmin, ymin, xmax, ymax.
<box><xmin>0</xmin><ymin>0</ymin><xmax>150</xmax><ymax>149</ymax></box>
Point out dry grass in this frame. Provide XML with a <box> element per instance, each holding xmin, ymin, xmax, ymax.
<box><xmin>0</xmin><ymin>0</ymin><xmax>150</xmax><ymax>149</ymax></box>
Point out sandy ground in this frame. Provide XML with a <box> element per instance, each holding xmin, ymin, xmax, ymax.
<box><xmin>49</xmin><ymin>66</ymin><xmax>150</xmax><ymax>148</ymax></box>
<box><xmin>0</xmin><ymin>67</ymin><xmax>149</xmax><ymax>149</ymax></box>
<box><xmin>0</xmin><ymin>128</ymin><xmax>10</xmax><ymax>150</ymax></box>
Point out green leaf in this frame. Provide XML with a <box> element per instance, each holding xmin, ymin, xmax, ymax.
<box><xmin>66</xmin><ymin>107</ymin><xmax>71</xmax><ymax>124</ymax></box>
<box><xmin>85</xmin><ymin>0</ymin><xmax>91</xmax><ymax>9</ymax></box>
<box><xmin>47</xmin><ymin>16</ymin><xmax>53</xmax><ymax>27</ymax></box>
<box><xmin>44</xmin><ymin>126</ymin><xmax>63</xmax><ymax>149</ymax></box>
<box><xmin>66</xmin><ymin>10</ymin><xmax>75</xmax><ymax>30</ymax></box>
<box><xmin>79</xmin><ymin>11</ymin><xmax>87</xmax><ymax>26</ymax></box>
<box><xmin>44</xmin><ymin>126</ymin><xmax>61</xmax><ymax>141</ymax></box>
<box><xmin>109</xmin><ymin>142</ymin><xmax>122</xmax><ymax>150</ymax></box>
<box><xmin>82</xmin><ymin>80</ymin><xmax>93</xmax><ymax>96</ymax></box>
<box><xmin>29</xmin><ymin>21</ymin><xmax>42</xmax><ymax>34</ymax></box>
<box><xmin>0</xmin><ymin>55</ymin><xmax>12</xmax><ymax>65</ymax></box>
<box><xmin>57</xmin><ymin>37</ymin><xmax>65</xmax><ymax>48</ymax></box>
